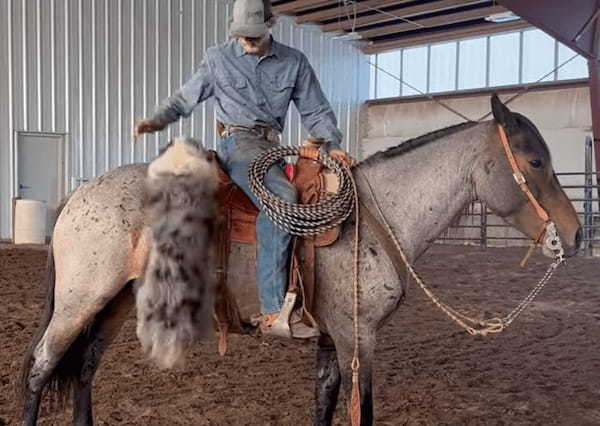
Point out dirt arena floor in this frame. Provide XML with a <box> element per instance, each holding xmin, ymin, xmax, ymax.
<box><xmin>1</xmin><ymin>244</ymin><xmax>599</xmax><ymax>425</ymax></box>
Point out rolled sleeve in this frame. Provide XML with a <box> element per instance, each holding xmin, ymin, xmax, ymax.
<box><xmin>152</xmin><ymin>57</ymin><xmax>215</xmax><ymax>126</ymax></box>
<box><xmin>292</xmin><ymin>55</ymin><xmax>343</xmax><ymax>152</ymax></box>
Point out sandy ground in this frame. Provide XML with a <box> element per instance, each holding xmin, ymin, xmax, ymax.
<box><xmin>1</xmin><ymin>244</ymin><xmax>599</xmax><ymax>425</ymax></box>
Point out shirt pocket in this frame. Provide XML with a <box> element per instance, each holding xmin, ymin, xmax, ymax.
<box><xmin>217</xmin><ymin>76</ymin><xmax>251</xmax><ymax>106</ymax></box>
<box><xmin>264</xmin><ymin>77</ymin><xmax>295</xmax><ymax>113</ymax></box>
<box><xmin>217</xmin><ymin>75</ymin><xmax>247</xmax><ymax>89</ymax></box>
<box><xmin>233</xmin><ymin>79</ymin><xmax>247</xmax><ymax>90</ymax></box>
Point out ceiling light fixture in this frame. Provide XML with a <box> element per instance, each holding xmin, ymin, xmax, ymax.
<box><xmin>485</xmin><ymin>11</ymin><xmax>520</xmax><ymax>23</ymax></box>
<box><xmin>332</xmin><ymin>31</ymin><xmax>362</xmax><ymax>41</ymax></box>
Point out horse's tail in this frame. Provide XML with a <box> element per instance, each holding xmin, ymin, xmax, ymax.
<box><xmin>19</xmin><ymin>195</ymin><xmax>74</xmax><ymax>408</ymax></box>
<box><xmin>136</xmin><ymin>138</ymin><xmax>218</xmax><ymax>369</ymax></box>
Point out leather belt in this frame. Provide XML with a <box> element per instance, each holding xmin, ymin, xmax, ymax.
<box><xmin>220</xmin><ymin>124</ymin><xmax>281</xmax><ymax>144</ymax></box>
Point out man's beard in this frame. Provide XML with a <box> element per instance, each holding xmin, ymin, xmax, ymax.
<box><xmin>240</xmin><ymin>36</ymin><xmax>269</xmax><ymax>55</ymax></box>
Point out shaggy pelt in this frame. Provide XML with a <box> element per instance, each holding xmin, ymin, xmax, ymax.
<box><xmin>136</xmin><ymin>138</ymin><xmax>218</xmax><ymax>369</ymax></box>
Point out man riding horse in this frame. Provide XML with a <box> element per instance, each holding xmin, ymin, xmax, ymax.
<box><xmin>134</xmin><ymin>0</ymin><xmax>352</xmax><ymax>339</ymax></box>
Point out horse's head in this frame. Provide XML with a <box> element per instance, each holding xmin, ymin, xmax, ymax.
<box><xmin>473</xmin><ymin>94</ymin><xmax>582</xmax><ymax>257</ymax></box>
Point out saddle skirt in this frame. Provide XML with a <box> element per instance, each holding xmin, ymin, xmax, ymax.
<box><xmin>212</xmin><ymin>147</ymin><xmax>341</xmax><ymax>353</ymax></box>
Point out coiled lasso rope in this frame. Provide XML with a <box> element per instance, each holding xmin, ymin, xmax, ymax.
<box><xmin>248</xmin><ymin>146</ymin><xmax>355</xmax><ymax>236</ymax></box>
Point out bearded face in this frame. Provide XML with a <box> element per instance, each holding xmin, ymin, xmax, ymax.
<box><xmin>239</xmin><ymin>35</ymin><xmax>271</xmax><ymax>56</ymax></box>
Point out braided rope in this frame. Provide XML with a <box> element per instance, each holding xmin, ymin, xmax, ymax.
<box><xmin>357</xmin><ymin>168</ymin><xmax>564</xmax><ymax>336</ymax></box>
<box><xmin>248</xmin><ymin>146</ymin><xmax>355</xmax><ymax>236</ymax></box>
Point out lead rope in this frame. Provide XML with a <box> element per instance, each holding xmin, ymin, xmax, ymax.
<box><xmin>349</xmin><ymin>171</ymin><xmax>361</xmax><ymax>426</ymax></box>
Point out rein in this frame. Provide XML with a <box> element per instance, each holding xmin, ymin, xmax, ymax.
<box><xmin>357</xmin><ymin>124</ymin><xmax>565</xmax><ymax>336</ymax></box>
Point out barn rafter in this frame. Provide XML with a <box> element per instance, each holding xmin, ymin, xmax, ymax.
<box><xmin>272</xmin><ymin>0</ymin><xmax>529</xmax><ymax>53</ymax></box>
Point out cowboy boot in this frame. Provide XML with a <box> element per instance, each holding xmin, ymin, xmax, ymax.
<box><xmin>260</xmin><ymin>292</ymin><xmax>320</xmax><ymax>339</ymax></box>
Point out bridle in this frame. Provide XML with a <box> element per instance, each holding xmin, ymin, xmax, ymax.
<box><xmin>496</xmin><ymin>124</ymin><xmax>564</xmax><ymax>262</ymax></box>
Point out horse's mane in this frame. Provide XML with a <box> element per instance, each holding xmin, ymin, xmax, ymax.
<box><xmin>359</xmin><ymin>120</ymin><xmax>480</xmax><ymax>167</ymax></box>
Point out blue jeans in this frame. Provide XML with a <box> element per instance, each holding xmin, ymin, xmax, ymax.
<box><xmin>217</xmin><ymin>133</ymin><xmax>297</xmax><ymax>314</ymax></box>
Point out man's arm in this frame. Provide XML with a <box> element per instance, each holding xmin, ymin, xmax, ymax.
<box><xmin>292</xmin><ymin>55</ymin><xmax>344</xmax><ymax>153</ymax></box>
<box><xmin>134</xmin><ymin>57</ymin><xmax>215</xmax><ymax>136</ymax></box>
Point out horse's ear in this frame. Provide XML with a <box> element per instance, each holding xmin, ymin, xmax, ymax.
<box><xmin>491</xmin><ymin>93</ymin><xmax>517</xmax><ymax>130</ymax></box>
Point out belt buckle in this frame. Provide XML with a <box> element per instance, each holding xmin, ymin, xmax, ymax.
<box><xmin>266</xmin><ymin>128</ymin><xmax>280</xmax><ymax>144</ymax></box>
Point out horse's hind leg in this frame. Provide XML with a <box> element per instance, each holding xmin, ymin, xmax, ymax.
<box><xmin>72</xmin><ymin>282</ymin><xmax>135</xmax><ymax>426</ymax></box>
<box><xmin>22</xmin><ymin>309</ymin><xmax>98</xmax><ymax>426</ymax></box>
<box><xmin>314</xmin><ymin>334</ymin><xmax>341</xmax><ymax>426</ymax></box>
<box><xmin>21</xmin><ymin>251</ymin><xmax>90</xmax><ymax>426</ymax></box>
<box><xmin>21</xmin><ymin>238</ymin><xmax>142</xmax><ymax>426</ymax></box>
<box><xmin>22</xmin><ymin>353</ymin><xmax>57</xmax><ymax>426</ymax></box>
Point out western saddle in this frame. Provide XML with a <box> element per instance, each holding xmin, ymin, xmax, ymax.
<box><xmin>212</xmin><ymin>140</ymin><xmax>341</xmax><ymax>353</ymax></box>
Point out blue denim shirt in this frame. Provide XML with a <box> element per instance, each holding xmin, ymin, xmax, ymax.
<box><xmin>152</xmin><ymin>38</ymin><xmax>343</xmax><ymax>150</ymax></box>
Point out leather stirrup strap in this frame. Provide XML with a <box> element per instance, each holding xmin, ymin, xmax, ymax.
<box><xmin>214</xmin><ymin>211</ymin><xmax>233</xmax><ymax>356</ymax></box>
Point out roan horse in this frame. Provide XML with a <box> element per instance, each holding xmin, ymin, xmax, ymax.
<box><xmin>20</xmin><ymin>95</ymin><xmax>581</xmax><ymax>425</ymax></box>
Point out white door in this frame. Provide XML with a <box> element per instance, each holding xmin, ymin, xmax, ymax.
<box><xmin>17</xmin><ymin>132</ymin><xmax>66</xmax><ymax>237</ymax></box>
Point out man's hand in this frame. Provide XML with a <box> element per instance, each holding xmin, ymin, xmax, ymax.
<box><xmin>329</xmin><ymin>149</ymin><xmax>353</xmax><ymax>168</ymax></box>
<box><xmin>133</xmin><ymin>118</ymin><xmax>166</xmax><ymax>138</ymax></box>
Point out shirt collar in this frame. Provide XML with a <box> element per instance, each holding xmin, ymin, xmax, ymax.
<box><xmin>234</xmin><ymin>39</ymin><xmax>246</xmax><ymax>57</ymax></box>
<box><xmin>269</xmin><ymin>39</ymin><xmax>281</xmax><ymax>58</ymax></box>
<box><xmin>234</xmin><ymin>36</ymin><xmax>280</xmax><ymax>59</ymax></box>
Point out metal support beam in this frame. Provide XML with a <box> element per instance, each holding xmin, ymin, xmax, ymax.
<box><xmin>587</xmin><ymin>6</ymin><xmax>600</xmax><ymax>210</ymax></box>
<box><xmin>587</xmin><ymin>58</ymin><xmax>600</xmax><ymax>209</ymax></box>
<box><xmin>497</xmin><ymin>0</ymin><xmax>600</xmax><ymax>60</ymax></box>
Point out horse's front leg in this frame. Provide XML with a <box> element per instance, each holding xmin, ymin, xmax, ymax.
<box><xmin>338</xmin><ymin>335</ymin><xmax>375</xmax><ymax>426</ymax></box>
<box><xmin>314</xmin><ymin>334</ymin><xmax>341</xmax><ymax>426</ymax></box>
<box><xmin>322</xmin><ymin>327</ymin><xmax>375</xmax><ymax>426</ymax></box>
<box><xmin>345</xmin><ymin>362</ymin><xmax>374</xmax><ymax>426</ymax></box>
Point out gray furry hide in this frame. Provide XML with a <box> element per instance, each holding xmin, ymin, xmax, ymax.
<box><xmin>136</xmin><ymin>138</ymin><xmax>218</xmax><ymax>369</ymax></box>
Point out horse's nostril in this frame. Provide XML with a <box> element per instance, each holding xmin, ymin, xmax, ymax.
<box><xmin>575</xmin><ymin>227</ymin><xmax>583</xmax><ymax>250</ymax></box>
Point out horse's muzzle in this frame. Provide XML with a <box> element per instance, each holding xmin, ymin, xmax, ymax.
<box><xmin>562</xmin><ymin>226</ymin><xmax>583</xmax><ymax>258</ymax></box>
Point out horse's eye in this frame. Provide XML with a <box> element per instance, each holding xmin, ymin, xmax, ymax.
<box><xmin>529</xmin><ymin>159</ymin><xmax>542</xmax><ymax>169</ymax></box>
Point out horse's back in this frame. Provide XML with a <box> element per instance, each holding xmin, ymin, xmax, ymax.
<box><xmin>52</xmin><ymin>164</ymin><xmax>151</xmax><ymax>316</ymax></box>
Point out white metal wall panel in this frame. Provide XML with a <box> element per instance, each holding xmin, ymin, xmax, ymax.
<box><xmin>0</xmin><ymin>0</ymin><xmax>368</xmax><ymax>239</ymax></box>
<box><xmin>0</xmin><ymin>0</ymin><xmax>10</xmax><ymax>242</ymax></box>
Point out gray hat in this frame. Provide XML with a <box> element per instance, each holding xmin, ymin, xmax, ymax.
<box><xmin>229</xmin><ymin>0</ymin><xmax>272</xmax><ymax>38</ymax></box>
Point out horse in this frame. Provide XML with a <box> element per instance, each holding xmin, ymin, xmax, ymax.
<box><xmin>19</xmin><ymin>95</ymin><xmax>581</xmax><ymax>425</ymax></box>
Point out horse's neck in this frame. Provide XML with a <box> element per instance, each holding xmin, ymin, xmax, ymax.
<box><xmin>357</xmin><ymin>123</ymin><xmax>491</xmax><ymax>261</ymax></box>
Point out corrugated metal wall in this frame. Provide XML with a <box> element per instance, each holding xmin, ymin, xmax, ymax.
<box><xmin>0</xmin><ymin>0</ymin><xmax>369</xmax><ymax>239</ymax></box>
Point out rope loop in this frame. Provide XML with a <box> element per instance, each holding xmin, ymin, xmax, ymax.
<box><xmin>248</xmin><ymin>146</ymin><xmax>355</xmax><ymax>236</ymax></box>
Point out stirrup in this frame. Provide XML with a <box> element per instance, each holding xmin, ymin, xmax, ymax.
<box><xmin>260</xmin><ymin>292</ymin><xmax>296</xmax><ymax>339</ymax></box>
<box><xmin>260</xmin><ymin>292</ymin><xmax>320</xmax><ymax>339</ymax></box>
<box><xmin>289</xmin><ymin>311</ymin><xmax>320</xmax><ymax>339</ymax></box>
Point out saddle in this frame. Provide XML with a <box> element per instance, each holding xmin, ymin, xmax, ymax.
<box><xmin>213</xmin><ymin>141</ymin><xmax>340</xmax><ymax>354</ymax></box>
